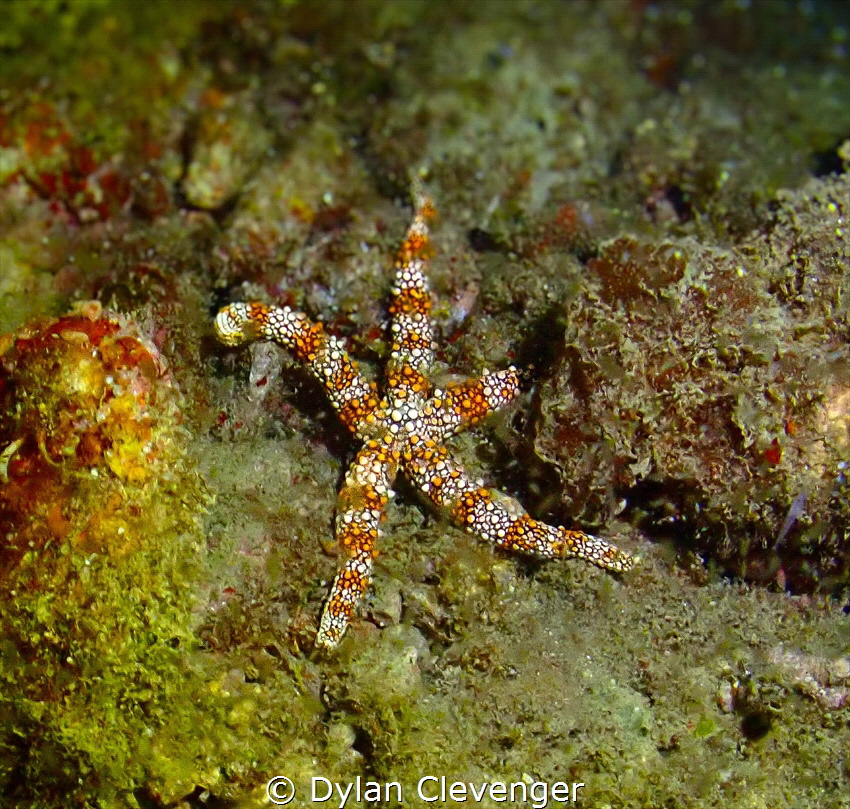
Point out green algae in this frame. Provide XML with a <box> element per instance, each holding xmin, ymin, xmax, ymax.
<box><xmin>0</xmin><ymin>309</ymin><xmax>330</xmax><ymax>808</ymax></box>
<box><xmin>0</xmin><ymin>310</ymin><xmax>204</xmax><ymax>806</ymax></box>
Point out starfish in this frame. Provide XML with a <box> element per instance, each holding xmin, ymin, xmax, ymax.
<box><xmin>214</xmin><ymin>191</ymin><xmax>635</xmax><ymax>649</ymax></box>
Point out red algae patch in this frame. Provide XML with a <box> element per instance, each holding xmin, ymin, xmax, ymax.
<box><xmin>0</xmin><ymin>301</ymin><xmax>187</xmax><ymax>566</ymax></box>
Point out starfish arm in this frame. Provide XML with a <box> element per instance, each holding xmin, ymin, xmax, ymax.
<box><xmin>424</xmin><ymin>367</ymin><xmax>522</xmax><ymax>440</ymax></box>
<box><xmin>215</xmin><ymin>302</ymin><xmax>380</xmax><ymax>435</ymax></box>
<box><xmin>386</xmin><ymin>194</ymin><xmax>435</xmax><ymax>398</ymax></box>
<box><xmin>404</xmin><ymin>440</ymin><xmax>634</xmax><ymax>571</ymax></box>
<box><xmin>316</xmin><ymin>434</ymin><xmax>400</xmax><ymax>648</ymax></box>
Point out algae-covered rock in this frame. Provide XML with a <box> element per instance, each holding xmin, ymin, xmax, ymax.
<box><xmin>0</xmin><ymin>303</ymin><xmax>227</xmax><ymax>807</ymax></box>
<box><xmin>534</xmin><ymin>175</ymin><xmax>849</xmax><ymax>596</ymax></box>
